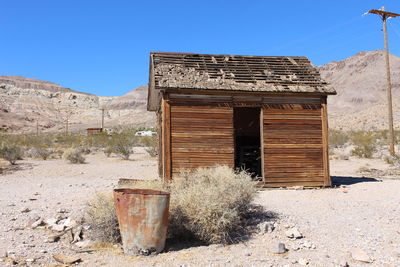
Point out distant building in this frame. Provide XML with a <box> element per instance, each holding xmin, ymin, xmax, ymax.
<box><xmin>86</xmin><ymin>127</ymin><xmax>103</xmax><ymax>135</ymax></box>
<box><xmin>135</xmin><ymin>130</ymin><xmax>156</xmax><ymax>137</ymax></box>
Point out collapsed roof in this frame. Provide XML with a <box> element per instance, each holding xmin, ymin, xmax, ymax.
<box><xmin>148</xmin><ymin>52</ymin><xmax>336</xmax><ymax>111</ymax></box>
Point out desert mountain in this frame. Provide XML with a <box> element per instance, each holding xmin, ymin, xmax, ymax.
<box><xmin>0</xmin><ymin>76</ymin><xmax>155</xmax><ymax>133</ymax></box>
<box><xmin>2</xmin><ymin>50</ymin><xmax>400</xmax><ymax>133</ymax></box>
<box><xmin>318</xmin><ymin>49</ymin><xmax>400</xmax><ymax>131</ymax></box>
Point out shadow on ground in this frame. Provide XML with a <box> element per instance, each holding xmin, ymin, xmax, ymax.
<box><xmin>1</xmin><ymin>162</ymin><xmax>36</xmax><ymax>175</ymax></box>
<box><xmin>331</xmin><ymin>176</ymin><xmax>381</xmax><ymax>186</ymax></box>
<box><xmin>164</xmin><ymin>205</ymin><xmax>279</xmax><ymax>252</ymax></box>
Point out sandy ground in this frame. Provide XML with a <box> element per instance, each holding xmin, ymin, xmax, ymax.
<box><xmin>0</xmin><ymin>152</ymin><xmax>399</xmax><ymax>267</ymax></box>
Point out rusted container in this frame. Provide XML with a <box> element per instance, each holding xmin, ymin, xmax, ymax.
<box><xmin>113</xmin><ymin>188</ymin><xmax>170</xmax><ymax>255</ymax></box>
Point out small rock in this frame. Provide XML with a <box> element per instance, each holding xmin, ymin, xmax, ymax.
<box><xmin>244</xmin><ymin>250</ymin><xmax>251</xmax><ymax>256</ymax></box>
<box><xmin>39</xmin><ymin>249</ymin><xmax>47</xmax><ymax>254</ymax></box>
<box><xmin>72</xmin><ymin>226</ymin><xmax>83</xmax><ymax>243</ymax></box>
<box><xmin>270</xmin><ymin>242</ymin><xmax>286</xmax><ymax>254</ymax></box>
<box><xmin>52</xmin><ymin>224</ymin><xmax>65</xmax><ymax>232</ymax></box>
<box><xmin>57</xmin><ymin>208</ymin><xmax>67</xmax><ymax>213</ymax></box>
<box><xmin>302</xmin><ymin>240</ymin><xmax>312</xmax><ymax>249</ymax></box>
<box><xmin>31</xmin><ymin>219</ymin><xmax>44</xmax><ymax>229</ymax></box>
<box><xmin>21</xmin><ymin>207</ymin><xmax>31</xmax><ymax>213</ymax></box>
<box><xmin>53</xmin><ymin>254</ymin><xmax>81</xmax><ymax>264</ymax></box>
<box><xmin>259</xmin><ymin>221</ymin><xmax>275</xmax><ymax>234</ymax></box>
<box><xmin>0</xmin><ymin>248</ymin><xmax>7</xmax><ymax>258</ymax></box>
<box><xmin>46</xmin><ymin>235</ymin><xmax>60</xmax><ymax>243</ymax></box>
<box><xmin>74</xmin><ymin>240</ymin><xmax>92</xmax><ymax>248</ymax></box>
<box><xmin>298</xmin><ymin>258</ymin><xmax>309</xmax><ymax>265</ymax></box>
<box><xmin>26</xmin><ymin>258</ymin><xmax>35</xmax><ymax>263</ymax></box>
<box><xmin>285</xmin><ymin>227</ymin><xmax>303</xmax><ymax>239</ymax></box>
<box><xmin>337</xmin><ymin>260</ymin><xmax>349</xmax><ymax>267</ymax></box>
<box><xmin>350</xmin><ymin>248</ymin><xmax>372</xmax><ymax>263</ymax></box>
<box><xmin>45</xmin><ymin>218</ymin><xmax>58</xmax><ymax>226</ymax></box>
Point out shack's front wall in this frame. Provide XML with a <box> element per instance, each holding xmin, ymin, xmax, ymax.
<box><xmin>161</xmin><ymin>93</ymin><xmax>330</xmax><ymax>187</ymax></box>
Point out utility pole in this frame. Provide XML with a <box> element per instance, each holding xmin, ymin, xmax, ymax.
<box><xmin>65</xmin><ymin>113</ymin><xmax>69</xmax><ymax>136</ymax></box>
<box><xmin>101</xmin><ymin>108</ymin><xmax>105</xmax><ymax>130</ymax></box>
<box><xmin>369</xmin><ymin>7</ymin><xmax>399</xmax><ymax>156</ymax></box>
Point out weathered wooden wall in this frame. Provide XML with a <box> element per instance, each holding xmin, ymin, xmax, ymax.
<box><xmin>262</xmin><ymin>102</ymin><xmax>327</xmax><ymax>187</ymax></box>
<box><xmin>169</xmin><ymin>105</ymin><xmax>234</xmax><ymax>177</ymax></box>
<box><xmin>160</xmin><ymin>93</ymin><xmax>330</xmax><ymax>187</ymax></box>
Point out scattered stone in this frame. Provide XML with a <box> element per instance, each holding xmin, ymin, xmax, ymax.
<box><xmin>40</xmin><ymin>249</ymin><xmax>47</xmax><ymax>254</ymax></box>
<box><xmin>45</xmin><ymin>218</ymin><xmax>58</xmax><ymax>226</ymax></box>
<box><xmin>26</xmin><ymin>258</ymin><xmax>35</xmax><ymax>263</ymax></box>
<box><xmin>20</xmin><ymin>207</ymin><xmax>31</xmax><ymax>213</ymax></box>
<box><xmin>46</xmin><ymin>235</ymin><xmax>60</xmax><ymax>243</ymax></box>
<box><xmin>57</xmin><ymin>208</ymin><xmax>67</xmax><ymax>213</ymax></box>
<box><xmin>293</xmin><ymin>186</ymin><xmax>304</xmax><ymax>190</ymax></box>
<box><xmin>31</xmin><ymin>218</ymin><xmax>44</xmax><ymax>229</ymax></box>
<box><xmin>270</xmin><ymin>242</ymin><xmax>286</xmax><ymax>254</ymax></box>
<box><xmin>72</xmin><ymin>226</ymin><xmax>83</xmax><ymax>243</ymax></box>
<box><xmin>350</xmin><ymin>248</ymin><xmax>372</xmax><ymax>263</ymax></box>
<box><xmin>75</xmin><ymin>240</ymin><xmax>92</xmax><ymax>248</ymax></box>
<box><xmin>53</xmin><ymin>254</ymin><xmax>81</xmax><ymax>264</ymax></box>
<box><xmin>285</xmin><ymin>227</ymin><xmax>303</xmax><ymax>239</ymax></box>
<box><xmin>337</xmin><ymin>260</ymin><xmax>349</xmax><ymax>267</ymax></box>
<box><xmin>0</xmin><ymin>248</ymin><xmax>7</xmax><ymax>258</ymax></box>
<box><xmin>52</xmin><ymin>224</ymin><xmax>65</xmax><ymax>232</ymax></box>
<box><xmin>244</xmin><ymin>250</ymin><xmax>251</xmax><ymax>256</ymax></box>
<box><xmin>259</xmin><ymin>221</ymin><xmax>275</xmax><ymax>234</ymax></box>
<box><xmin>298</xmin><ymin>258</ymin><xmax>309</xmax><ymax>265</ymax></box>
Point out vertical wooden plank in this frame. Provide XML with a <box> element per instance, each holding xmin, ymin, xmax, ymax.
<box><xmin>321</xmin><ymin>96</ymin><xmax>331</xmax><ymax>187</ymax></box>
<box><xmin>260</xmin><ymin>108</ymin><xmax>265</xmax><ymax>182</ymax></box>
<box><xmin>162</xmin><ymin>94</ymin><xmax>172</xmax><ymax>181</ymax></box>
<box><xmin>157</xmin><ymin>110</ymin><xmax>163</xmax><ymax>178</ymax></box>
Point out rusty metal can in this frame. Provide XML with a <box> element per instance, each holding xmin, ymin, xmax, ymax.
<box><xmin>113</xmin><ymin>188</ymin><xmax>170</xmax><ymax>255</ymax></box>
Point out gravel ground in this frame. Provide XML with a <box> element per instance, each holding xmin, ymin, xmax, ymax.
<box><xmin>0</xmin><ymin>152</ymin><xmax>399</xmax><ymax>267</ymax></box>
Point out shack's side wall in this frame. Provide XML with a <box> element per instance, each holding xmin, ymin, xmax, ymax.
<box><xmin>262</xmin><ymin>100</ymin><xmax>328</xmax><ymax>187</ymax></box>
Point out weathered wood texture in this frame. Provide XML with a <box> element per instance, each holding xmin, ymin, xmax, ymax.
<box><xmin>169</xmin><ymin>104</ymin><xmax>234</xmax><ymax>177</ymax></box>
<box><xmin>262</xmin><ymin>103</ymin><xmax>326</xmax><ymax>187</ymax></box>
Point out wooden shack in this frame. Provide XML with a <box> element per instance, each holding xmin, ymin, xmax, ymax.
<box><xmin>86</xmin><ymin>127</ymin><xmax>103</xmax><ymax>135</ymax></box>
<box><xmin>147</xmin><ymin>52</ymin><xmax>336</xmax><ymax>187</ymax></box>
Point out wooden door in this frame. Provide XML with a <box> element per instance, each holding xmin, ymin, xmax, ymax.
<box><xmin>169</xmin><ymin>105</ymin><xmax>234</xmax><ymax>177</ymax></box>
<box><xmin>262</xmin><ymin>103</ymin><xmax>325</xmax><ymax>187</ymax></box>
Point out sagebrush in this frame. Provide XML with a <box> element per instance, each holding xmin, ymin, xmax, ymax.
<box><xmin>63</xmin><ymin>148</ymin><xmax>85</xmax><ymax>164</ymax></box>
<box><xmin>85</xmin><ymin>166</ymin><xmax>256</xmax><ymax>244</ymax></box>
<box><xmin>0</xmin><ymin>142</ymin><xmax>23</xmax><ymax>165</ymax></box>
<box><xmin>84</xmin><ymin>193</ymin><xmax>120</xmax><ymax>243</ymax></box>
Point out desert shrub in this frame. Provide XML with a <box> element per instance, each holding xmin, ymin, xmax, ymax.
<box><xmin>84</xmin><ymin>193</ymin><xmax>120</xmax><ymax>243</ymax></box>
<box><xmin>86</xmin><ymin>166</ymin><xmax>256</xmax><ymax>245</ymax></box>
<box><xmin>329</xmin><ymin>130</ymin><xmax>349</xmax><ymax>148</ymax></box>
<box><xmin>142</xmin><ymin>136</ymin><xmax>158</xmax><ymax>157</ymax></box>
<box><xmin>169</xmin><ymin>166</ymin><xmax>256</xmax><ymax>244</ymax></box>
<box><xmin>350</xmin><ymin>131</ymin><xmax>376</xmax><ymax>158</ymax></box>
<box><xmin>0</xmin><ymin>143</ymin><xmax>23</xmax><ymax>165</ymax></box>
<box><xmin>103</xmin><ymin>147</ymin><xmax>113</xmax><ymax>157</ymax></box>
<box><xmin>108</xmin><ymin>134</ymin><xmax>134</xmax><ymax>160</ymax></box>
<box><xmin>26</xmin><ymin>147</ymin><xmax>51</xmax><ymax>160</ymax></box>
<box><xmin>63</xmin><ymin>148</ymin><xmax>85</xmax><ymax>164</ymax></box>
<box><xmin>384</xmin><ymin>154</ymin><xmax>400</xmax><ymax>166</ymax></box>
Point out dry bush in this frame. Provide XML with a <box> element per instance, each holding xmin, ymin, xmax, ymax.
<box><xmin>107</xmin><ymin>134</ymin><xmax>134</xmax><ymax>160</ymax></box>
<box><xmin>0</xmin><ymin>142</ymin><xmax>23</xmax><ymax>165</ymax></box>
<box><xmin>169</xmin><ymin>166</ymin><xmax>256</xmax><ymax>244</ymax></box>
<box><xmin>329</xmin><ymin>130</ymin><xmax>349</xmax><ymax>148</ymax></box>
<box><xmin>350</xmin><ymin>131</ymin><xmax>376</xmax><ymax>158</ymax></box>
<box><xmin>384</xmin><ymin>154</ymin><xmax>400</xmax><ymax>167</ymax></box>
<box><xmin>87</xmin><ymin>166</ymin><xmax>256</xmax><ymax>245</ymax></box>
<box><xmin>142</xmin><ymin>136</ymin><xmax>158</xmax><ymax>157</ymax></box>
<box><xmin>63</xmin><ymin>148</ymin><xmax>85</xmax><ymax>164</ymax></box>
<box><xmin>26</xmin><ymin>147</ymin><xmax>51</xmax><ymax>160</ymax></box>
<box><xmin>84</xmin><ymin>193</ymin><xmax>120</xmax><ymax>243</ymax></box>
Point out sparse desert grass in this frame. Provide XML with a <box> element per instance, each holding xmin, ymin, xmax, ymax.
<box><xmin>25</xmin><ymin>147</ymin><xmax>52</xmax><ymax>160</ymax></box>
<box><xmin>329</xmin><ymin>130</ymin><xmax>349</xmax><ymax>148</ymax></box>
<box><xmin>142</xmin><ymin>135</ymin><xmax>158</xmax><ymax>157</ymax></box>
<box><xmin>63</xmin><ymin>148</ymin><xmax>85</xmax><ymax>164</ymax></box>
<box><xmin>87</xmin><ymin>166</ymin><xmax>256</xmax><ymax>245</ymax></box>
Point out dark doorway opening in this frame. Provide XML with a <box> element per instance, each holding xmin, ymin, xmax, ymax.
<box><xmin>233</xmin><ymin>107</ymin><xmax>262</xmax><ymax>178</ymax></box>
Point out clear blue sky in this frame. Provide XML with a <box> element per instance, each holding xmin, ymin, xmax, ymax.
<box><xmin>2</xmin><ymin>0</ymin><xmax>400</xmax><ymax>96</ymax></box>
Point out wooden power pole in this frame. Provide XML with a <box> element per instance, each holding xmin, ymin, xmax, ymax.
<box><xmin>101</xmin><ymin>108</ymin><xmax>105</xmax><ymax>130</ymax></box>
<box><xmin>369</xmin><ymin>7</ymin><xmax>399</xmax><ymax>156</ymax></box>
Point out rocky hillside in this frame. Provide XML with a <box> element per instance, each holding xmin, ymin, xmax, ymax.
<box><xmin>318</xmin><ymin>50</ymin><xmax>400</xmax><ymax>131</ymax></box>
<box><xmin>0</xmin><ymin>76</ymin><xmax>155</xmax><ymax>133</ymax></box>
